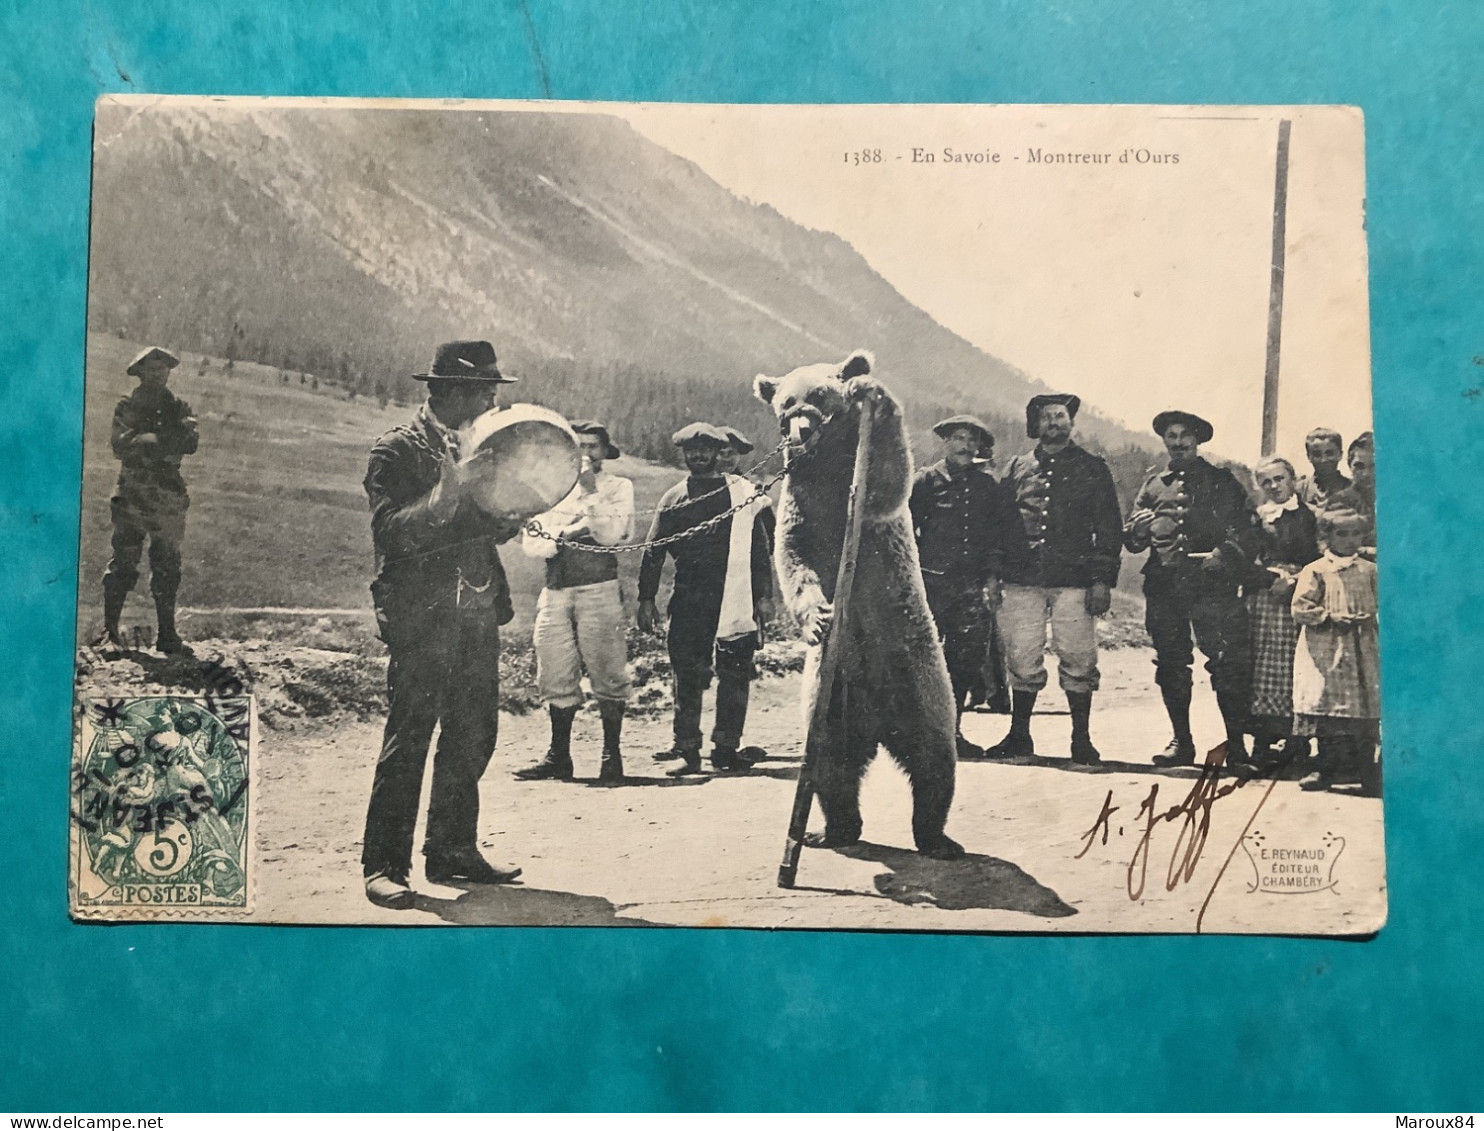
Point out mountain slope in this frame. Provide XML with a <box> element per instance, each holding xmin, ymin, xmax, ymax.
<box><xmin>88</xmin><ymin>101</ymin><xmax>1147</xmax><ymax>459</ymax></box>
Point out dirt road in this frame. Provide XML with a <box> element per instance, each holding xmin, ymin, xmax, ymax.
<box><xmin>245</xmin><ymin>648</ymin><xmax>1385</xmax><ymax>934</ymax></box>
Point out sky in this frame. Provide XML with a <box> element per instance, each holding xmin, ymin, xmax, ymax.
<box><xmin>610</xmin><ymin>103</ymin><xmax>1373</xmax><ymax>464</ymax></box>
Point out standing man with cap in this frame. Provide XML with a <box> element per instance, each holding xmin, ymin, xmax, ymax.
<box><xmin>360</xmin><ymin>340</ymin><xmax>524</xmax><ymax>910</ymax></box>
<box><xmin>638</xmin><ymin>423</ymin><xmax>775</xmax><ymax>776</ymax></box>
<box><xmin>908</xmin><ymin>415</ymin><xmax>1011</xmax><ymax>758</ymax></box>
<box><xmin>101</xmin><ymin>346</ymin><xmax>198</xmax><ymax>654</ymax></box>
<box><xmin>1125</xmin><ymin>410</ymin><xmax>1260</xmax><ymax>767</ymax></box>
<box><xmin>515</xmin><ymin>421</ymin><xmax>635</xmax><ymax>784</ymax></box>
<box><xmin>988</xmin><ymin>394</ymin><xmax>1123</xmax><ymax>763</ymax></box>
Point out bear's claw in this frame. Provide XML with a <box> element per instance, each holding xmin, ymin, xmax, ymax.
<box><xmin>916</xmin><ymin>835</ymin><xmax>966</xmax><ymax>860</ymax></box>
<box><xmin>804</xmin><ymin>830</ymin><xmax>862</xmax><ymax>850</ymax></box>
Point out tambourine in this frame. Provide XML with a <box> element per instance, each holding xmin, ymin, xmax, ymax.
<box><xmin>459</xmin><ymin>404</ymin><xmax>580</xmax><ymax>520</ymax></box>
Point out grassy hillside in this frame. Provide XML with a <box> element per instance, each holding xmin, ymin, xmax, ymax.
<box><xmin>79</xmin><ymin>333</ymin><xmax>1151</xmax><ymax>659</ymax></box>
<box><xmin>78</xmin><ymin>334</ymin><xmax>701</xmax><ymax>640</ymax></box>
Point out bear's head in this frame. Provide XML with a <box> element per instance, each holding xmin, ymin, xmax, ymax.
<box><xmin>753</xmin><ymin>350</ymin><xmax>873</xmax><ymax>448</ymax></box>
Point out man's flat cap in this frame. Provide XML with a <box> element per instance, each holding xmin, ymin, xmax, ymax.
<box><xmin>671</xmin><ymin>422</ymin><xmax>732</xmax><ymax>448</ymax></box>
<box><xmin>719</xmin><ymin>426</ymin><xmax>754</xmax><ymax>454</ymax></box>
<box><xmin>1152</xmin><ymin>409</ymin><xmax>1214</xmax><ymax>444</ymax></box>
<box><xmin>126</xmin><ymin>347</ymin><xmax>180</xmax><ymax>376</ymax></box>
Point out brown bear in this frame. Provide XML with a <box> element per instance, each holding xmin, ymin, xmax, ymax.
<box><xmin>753</xmin><ymin>350</ymin><xmax>963</xmax><ymax>858</ymax></box>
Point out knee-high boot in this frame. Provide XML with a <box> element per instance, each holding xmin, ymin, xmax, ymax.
<box><xmin>514</xmin><ymin>705</ymin><xmax>577</xmax><ymax>780</ymax></box>
<box><xmin>598</xmin><ymin>700</ymin><xmax>625</xmax><ymax>784</ymax></box>
<box><xmin>987</xmin><ymin>689</ymin><xmax>1037</xmax><ymax>758</ymax></box>
<box><xmin>1153</xmin><ymin>684</ymin><xmax>1197</xmax><ymax>765</ymax></box>
<box><xmin>101</xmin><ymin>576</ymin><xmax>129</xmax><ymax>648</ymax></box>
<box><xmin>1067</xmin><ymin>690</ymin><xmax>1100</xmax><ymax>765</ymax></box>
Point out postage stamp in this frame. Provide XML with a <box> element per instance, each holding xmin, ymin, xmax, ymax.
<box><xmin>70</xmin><ymin>696</ymin><xmax>254</xmax><ymax>918</ymax></box>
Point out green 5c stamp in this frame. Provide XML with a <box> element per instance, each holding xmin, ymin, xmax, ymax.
<box><xmin>71</xmin><ymin>697</ymin><xmax>253</xmax><ymax>918</ymax></box>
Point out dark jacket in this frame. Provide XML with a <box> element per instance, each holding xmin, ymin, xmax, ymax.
<box><xmin>365</xmin><ymin>405</ymin><xmax>519</xmax><ymax>636</ymax></box>
<box><xmin>908</xmin><ymin>461</ymin><xmax>1009</xmax><ymax>585</ymax></box>
<box><xmin>1125</xmin><ymin>456</ymin><xmax>1259</xmax><ymax>582</ymax></box>
<box><xmin>637</xmin><ymin>476</ymin><xmax>773</xmax><ymax>616</ymax></box>
<box><xmin>998</xmin><ymin>443</ymin><xmax>1122</xmax><ymax>589</ymax></box>
<box><xmin>111</xmin><ymin>386</ymin><xmax>199</xmax><ymax>499</ymax></box>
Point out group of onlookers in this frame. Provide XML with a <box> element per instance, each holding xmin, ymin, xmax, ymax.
<box><xmin>909</xmin><ymin>396</ymin><xmax>1380</xmax><ymax>797</ymax></box>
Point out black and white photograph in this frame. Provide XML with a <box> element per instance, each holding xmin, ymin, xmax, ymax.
<box><xmin>71</xmin><ymin>97</ymin><xmax>1384</xmax><ymax>932</ymax></box>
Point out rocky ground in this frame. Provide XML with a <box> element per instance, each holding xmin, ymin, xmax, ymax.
<box><xmin>74</xmin><ymin>637</ymin><xmax>1387</xmax><ymax>936</ymax></box>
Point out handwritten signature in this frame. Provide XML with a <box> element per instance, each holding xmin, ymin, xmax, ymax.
<box><xmin>1074</xmin><ymin>748</ymin><xmax>1294</xmax><ymax>931</ymax></box>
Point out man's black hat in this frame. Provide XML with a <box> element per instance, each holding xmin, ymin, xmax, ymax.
<box><xmin>126</xmin><ymin>346</ymin><xmax>180</xmax><ymax>376</ymax></box>
<box><xmin>1026</xmin><ymin>393</ymin><xmax>1081</xmax><ymax>438</ymax></box>
<box><xmin>570</xmin><ymin>419</ymin><xmax>621</xmax><ymax>460</ymax></box>
<box><xmin>1152</xmin><ymin>409</ymin><xmax>1214</xmax><ymax>444</ymax></box>
<box><xmin>932</xmin><ymin>415</ymin><xmax>995</xmax><ymax>450</ymax></box>
<box><xmin>720</xmin><ymin>426</ymin><xmax>754</xmax><ymax>454</ymax></box>
<box><xmin>671</xmin><ymin>422</ymin><xmax>731</xmax><ymax>449</ymax></box>
<box><xmin>413</xmin><ymin>340</ymin><xmax>517</xmax><ymax>383</ymax></box>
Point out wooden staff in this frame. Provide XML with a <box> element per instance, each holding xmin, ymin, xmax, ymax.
<box><xmin>777</xmin><ymin>394</ymin><xmax>877</xmax><ymax>889</ymax></box>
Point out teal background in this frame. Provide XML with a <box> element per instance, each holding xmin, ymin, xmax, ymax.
<box><xmin>3</xmin><ymin>0</ymin><xmax>1480</xmax><ymax>1112</ymax></box>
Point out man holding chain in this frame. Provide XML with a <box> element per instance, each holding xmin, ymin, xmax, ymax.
<box><xmin>639</xmin><ymin>423</ymin><xmax>775</xmax><ymax>776</ymax></box>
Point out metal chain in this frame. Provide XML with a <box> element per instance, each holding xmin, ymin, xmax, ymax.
<box><xmin>524</xmin><ymin>437</ymin><xmax>804</xmax><ymax>554</ymax></box>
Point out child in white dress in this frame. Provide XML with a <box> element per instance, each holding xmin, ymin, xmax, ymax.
<box><xmin>1291</xmin><ymin>509</ymin><xmax>1381</xmax><ymax>795</ymax></box>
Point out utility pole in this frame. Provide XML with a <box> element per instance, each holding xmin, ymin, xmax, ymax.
<box><xmin>1261</xmin><ymin>118</ymin><xmax>1293</xmax><ymax>457</ymax></box>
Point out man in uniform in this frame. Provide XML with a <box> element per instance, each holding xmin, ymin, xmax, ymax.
<box><xmin>515</xmin><ymin>421</ymin><xmax>635</xmax><ymax>784</ymax></box>
<box><xmin>908</xmin><ymin>415</ymin><xmax>1011</xmax><ymax>758</ymax></box>
<box><xmin>102</xmin><ymin>346</ymin><xmax>199</xmax><ymax>654</ymax></box>
<box><xmin>639</xmin><ymin>423</ymin><xmax>775</xmax><ymax>776</ymax></box>
<box><xmin>1124</xmin><ymin>410</ymin><xmax>1260</xmax><ymax>767</ymax></box>
<box><xmin>988</xmin><ymin>394</ymin><xmax>1123</xmax><ymax>763</ymax></box>
<box><xmin>360</xmin><ymin>340</ymin><xmax>524</xmax><ymax>910</ymax></box>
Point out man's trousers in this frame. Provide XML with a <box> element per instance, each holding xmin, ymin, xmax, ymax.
<box><xmin>666</xmin><ymin>597</ymin><xmax>757</xmax><ymax>753</ymax></box>
<box><xmin>362</xmin><ymin>607</ymin><xmax>502</xmax><ymax>877</ymax></box>
<box><xmin>923</xmin><ymin>574</ymin><xmax>992</xmax><ymax>710</ymax></box>
<box><xmin>1142</xmin><ymin>568</ymin><xmax>1251</xmax><ymax>710</ymax></box>
<box><xmin>533</xmin><ymin>580</ymin><xmax>631</xmax><ymax>708</ymax></box>
<box><xmin>997</xmin><ymin>583</ymin><xmax>1101</xmax><ymax>695</ymax></box>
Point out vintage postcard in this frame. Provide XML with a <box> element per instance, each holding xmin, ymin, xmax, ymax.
<box><xmin>73</xmin><ymin>97</ymin><xmax>1384</xmax><ymax>932</ymax></box>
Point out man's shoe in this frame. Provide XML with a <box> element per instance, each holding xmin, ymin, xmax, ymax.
<box><xmin>956</xmin><ymin>734</ymin><xmax>988</xmax><ymax>760</ymax></box>
<box><xmin>711</xmin><ymin>746</ymin><xmax>748</xmax><ymax>772</ymax></box>
<box><xmin>92</xmin><ymin>628</ymin><xmax>128</xmax><ymax>653</ymax></box>
<box><xmin>1298</xmin><ymin>771</ymin><xmax>1334</xmax><ymax>792</ymax></box>
<box><xmin>365</xmin><ymin>870</ymin><xmax>415</xmax><ymax>910</ymax></box>
<box><xmin>155</xmin><ymin>629</ymin><xmax>187</xmax><ymax>655</ymax></box>
<box><xmin>425</xmin><ymin>851</ymin><xmax>522</xmax><ymax>885</ymax></box>
<box><xmin>737</xmin><ymin>745</ymin><xmax>769</xmax><ymax>765</ymax></box>
<box><xmin>1070</xmin><ymin>738</ymin><xmax>1102</xmax><ymax>765</ymax></box>
<box><xmin>513</xmin><ymin>750</ymin><xmax>574</xmax><ymax>781</ymax></box>
<box><xmin>597</xmin><ymin>749</ymin><xmax>625</xmax><ymax>784</ymax></box>
<box><xmin>666</xmin><ymin>750</ymin><xmax>704</xmax><ymax>777</ymax></box>
<box><xmin>1152</xmin><ymin>737</ymin><xmax>1198</xmax><ymax>767</ymax></box>
<box><xmin>984</xmin><ymin>731</ymin><xmax>1034</xmax><ymax>759</ymax></box>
